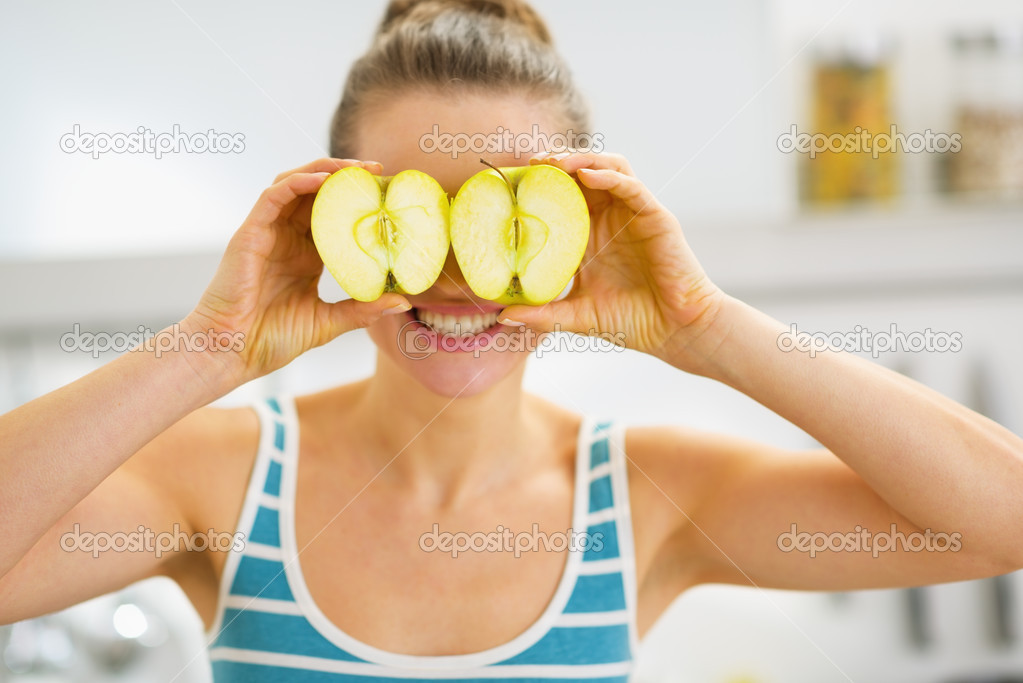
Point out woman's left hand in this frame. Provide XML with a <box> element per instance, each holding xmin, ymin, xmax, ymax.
<box><xmin>497</xmin><ymin>151</ymin><xmax>727</xmax><ymax>371</ymax></box>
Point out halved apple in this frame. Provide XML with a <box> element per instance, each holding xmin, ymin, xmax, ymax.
<box><xmin>310</xmin><ymin>167</ymin><xmax>449</xmax><ymax>302</ymax></box>
<box><xmin>449</xmin><ymin>162</ymin><xmax>590</xmax><ymax>305</ymax></box>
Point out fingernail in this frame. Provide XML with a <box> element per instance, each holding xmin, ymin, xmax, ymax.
<box><xmin>550</xmin><ymin>151</ymin><xmax>571</xmax><ymax>160</ymax></box>
<box><xmin>530</xmin><ymin>151</ymin><xmax>550</xmax><ymax>160</ymax></box>
<box><xmin>383</xmin><ymin>303</ymin><xmax>411</xmax><ymax>316</ymax></box>
<box><xmin>498</xmin><ymin>317</ymin><xmax>524</xmax><ymax>326</ymax></box>
<box><xmin>363</xmin><ymin>160</ymin><xmax>383</xmax><ymax>167</ymax></box>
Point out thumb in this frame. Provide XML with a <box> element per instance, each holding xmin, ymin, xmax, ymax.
<box><xmin>321</xmin><ymin>293</ymin><xmax>411</xmax><ymax>340</ymax></box>
<box><xmin>497</xmin><ymin>298</ymin><xmax>591</xmax><ymax>335</ymax></box>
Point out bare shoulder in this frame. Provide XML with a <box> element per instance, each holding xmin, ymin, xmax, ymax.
<box><xmin>621</xmin><ymin>424</ymin><xmax>787</xmax><ymax>586</ymax></box>
<box><xmin>121</xmin><ymin>403</ymin><xmax>261</xmax><ymax>539</ymax></box>
<box><xmin>623</xmin><ymin>423</ymin><xmax>775</xmax><ymax>503</ymax></box>
<box><xmin>624</xmin><ymin>422</ymin><xmax>802</xmax><ymax>522</ymax></box>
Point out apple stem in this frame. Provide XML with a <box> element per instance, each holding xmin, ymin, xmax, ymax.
<box><xmin>479</xmin><ymin>158</ymin><xmax>511</xmax><ymax>188</ymax></box>
<box><xmin>480</xmin><ymin>158</ymin><xmax>520</xmax><ymax>251</ymax></box>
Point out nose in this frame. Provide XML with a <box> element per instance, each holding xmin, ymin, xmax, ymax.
<box><xmin>429</xmin><ymin>246</ymin><xmax>473</xmax><ymax>298</ymax></box>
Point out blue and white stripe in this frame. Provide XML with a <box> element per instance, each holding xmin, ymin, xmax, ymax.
<box><xmin>207</xmin><ymin>397</ymin><xmax>638</xmax><ymax>681</ymax></box>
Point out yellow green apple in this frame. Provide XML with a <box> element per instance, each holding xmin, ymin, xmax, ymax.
<box><xmin>449</xmin><ymin>161</ymin><xmax>590</xmax><ymax>305</ymax></box>
<box><xmin>310</xmin><ymin>167</ymin><xmax>449</xmax><ymax>302</ymax></box>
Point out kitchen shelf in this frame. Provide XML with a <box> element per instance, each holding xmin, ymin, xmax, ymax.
<box><xmin>688</xmin><ymin>201</ymin><xmax>1023</xmax><ymax>303</ymax></box>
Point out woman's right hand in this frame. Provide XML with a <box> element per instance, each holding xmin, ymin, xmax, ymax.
<box><xmin>180</xmin><ymin>158</ymin><xmax>411</xmax><ymax>393</ymax></box>
<box><xmin>1</xmin><ymin>160</ymin><xmax>406</xmax><ymax>607</ymax></box>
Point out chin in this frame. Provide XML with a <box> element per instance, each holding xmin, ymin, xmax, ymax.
<box><xmin>367</xmin><ymin>309</ymin><xmax>529</xmax><ymax>399</ymax></box>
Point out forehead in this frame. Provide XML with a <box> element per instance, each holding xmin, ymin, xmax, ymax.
<box><xmin>352</xmin><ymin>89</ymin><xmax>562</xmax><ymax>195</ymax></box>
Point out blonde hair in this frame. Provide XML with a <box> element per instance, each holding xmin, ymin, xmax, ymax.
<box><xmin>329</xmin><ymin>0</ymin><xmax>590</xmax><ymax>158</ymax></box>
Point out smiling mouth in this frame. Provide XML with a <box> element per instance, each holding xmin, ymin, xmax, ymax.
<box><xmin>412</xmin><ymin>308</ymin><xmax>501</xmax><ymax>337</ymax></box>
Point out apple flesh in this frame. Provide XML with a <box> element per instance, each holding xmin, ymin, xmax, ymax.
<box><xmin>310</xmin><ymin>167</ymin><xmax>449</xmax><ymax>302</ymax></box>
<box><xmin>449</xmin><ymin>163</ymin><xmax>589</xmax><ymax>305</ymax></box>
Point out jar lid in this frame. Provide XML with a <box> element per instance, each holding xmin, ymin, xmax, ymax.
<box><xmin>813</xmin><ymin>32</ymin><xmax>896</xmax><ymax>67</ymax></box>
<box><xmin>951</xmin><ymin>27</ymin><xmax>1023</xmax><ymax>55</ymax></box>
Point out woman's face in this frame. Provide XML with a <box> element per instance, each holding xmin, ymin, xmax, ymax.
<box><xmin>352</xmin><ymin>90</ymin><xmax>563</xmax><ymax>398</ymax></box>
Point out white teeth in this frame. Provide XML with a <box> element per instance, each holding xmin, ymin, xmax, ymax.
<box><xmin>417</xmin><ymin>309</ymin><xmax>499</xmax><ymax>336</ymax></box>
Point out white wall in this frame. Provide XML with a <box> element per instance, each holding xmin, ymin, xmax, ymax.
<box><xmin>0</xmin><ymin>0</ymin><xmax>777</xmax><ymax>261</ymax></box>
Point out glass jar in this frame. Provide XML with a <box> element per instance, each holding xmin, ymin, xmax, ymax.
<box><xmin>946</xmin><ymin>28</ymin><xmax>1023</xmax><ymax>198</ymax></box>
<box><xmin>801</xmin><ymin>34</ymin><xmax>898</xmax><ymax>206</ymax></box>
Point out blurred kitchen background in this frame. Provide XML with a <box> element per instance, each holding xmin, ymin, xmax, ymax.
<box><xmin>2</xmin><ymin>0</ymin><xmax>1023</xmax><ymax>681</ymax></box>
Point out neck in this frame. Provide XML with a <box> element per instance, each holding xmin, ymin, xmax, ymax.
<box><xmin>349</xmin><ymin>353</ymin><xmax>538</xmax><ymax>504</ymax></box>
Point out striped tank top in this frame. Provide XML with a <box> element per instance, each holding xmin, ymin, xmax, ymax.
<box><xmin>206</xmin><ymin>396</ymin><xmax>639</xmax><ymax>681</ymax></box>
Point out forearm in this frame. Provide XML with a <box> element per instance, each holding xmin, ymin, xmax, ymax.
<box><xmin>0</xmin><ymin>325</ymin><xmax>234</xmax><ymax>577</ymax></box>
<box><xmin>681</xmin><ymin>295</ymin><xmax>1023</xmax><ymax>564</ymax></box>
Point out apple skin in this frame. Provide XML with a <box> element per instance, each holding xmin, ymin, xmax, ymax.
<box><xmin>449</xmin><ymin>164</ymin><xmax>590</xmax><ymax>305</ymax></box>
<box><xmin>310</xmin><ymin>167</ymin><xmax>449</xmax><ymax>302</ymax></box>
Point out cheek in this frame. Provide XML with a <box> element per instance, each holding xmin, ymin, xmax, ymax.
<box><xmin>366</xmin><ymin>313</ymin><xmax>410</xmax><ymax>359</ymax></box>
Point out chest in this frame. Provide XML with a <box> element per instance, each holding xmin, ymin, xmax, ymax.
<box><xmin>292</xmin><ymin>463</ymin><xmax>576</xmax><ymax>655</ymax></box>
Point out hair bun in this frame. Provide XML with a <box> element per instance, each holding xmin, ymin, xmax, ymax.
<box><xmin>378</xmin><ymin>0</ymin><xmax>553</xmax><ymax>45</ymax></box>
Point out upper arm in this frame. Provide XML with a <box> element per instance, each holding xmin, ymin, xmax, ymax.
<box><xmin>0</xmin><ymin>406</ymin><xmax>256</xmax><ymax>625</ymax></box>
<box><xmin>629</xmin><ymin>425</ymin><xmax>1007</xmax><ymax>595</ymax></box>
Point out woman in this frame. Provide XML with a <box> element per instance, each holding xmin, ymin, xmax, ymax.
<box><xmin>2</xmin><ymin>0</ymin><xmax>1022</xmax><ymax>680</ymax></box>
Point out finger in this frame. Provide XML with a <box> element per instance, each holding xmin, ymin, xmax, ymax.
<box><xmin>497</xmin><ymin>296</ymin><xmax>593</xmax><ymax>336</ymax></box>
<box><xmin>576</xmin><ymin>167</ymin><xmax>668</xmax><ymax>221</ymax></box>
<box><xmin>529</xmin><ymin>150</ymin><xmax>634</xmax><ymax>176</ymax></box>
<box><xmin>244</xmin><ymin>172</ymin><xmax>332</xmax><ymax>229</ymax></box>
<box><xmin>273</xmin><ymin>157</ymin><xmax>383</xmax><ymax>184</ymax></box>
<box><xmin>317</xmin><ymin>294</ymin><xmax>411</xmax><ymax>342</ymax></box>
